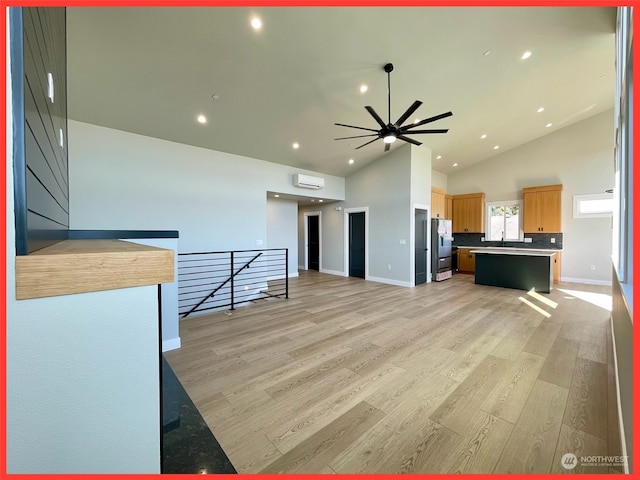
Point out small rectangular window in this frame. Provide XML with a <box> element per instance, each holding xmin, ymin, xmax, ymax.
<box><xmin>573</xmin><ymin>193</ymin><xmax>614</xmax><ymax>218</ymax></box>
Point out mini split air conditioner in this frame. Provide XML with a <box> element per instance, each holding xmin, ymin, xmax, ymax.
<box><xmin>293</xmin><ymin>173</ymin><xmax>324</xmax><ymax>190</ymax></box>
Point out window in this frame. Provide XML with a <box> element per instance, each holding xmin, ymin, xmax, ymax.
<box><xmin>486</xmin><ymin>201</ymin><xmax>522</xmax><ymax>241</ymax></box>
<box><xmin>573</xmin><ymin>193</ymin><xmax>614</xmax><ymax>218</ymax></box>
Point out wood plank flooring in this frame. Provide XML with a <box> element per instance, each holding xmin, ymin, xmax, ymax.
<box><xmin>164</xmin><ymin>270</ymin><xmax>624</xmax><ymax>474</ymax></box>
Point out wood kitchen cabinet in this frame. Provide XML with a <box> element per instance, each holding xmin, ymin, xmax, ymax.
<box><xmin>445</xmin><ymin>194</ymin><xmax>453</xmax><ymax>220</ymax></box>
<box><xmin>457</xmin><ymin>248</ymin><xmax>476</xmax><ymax>273</ymax></box>
<box><xmin>452</xmin><ymin>193</ymin><xmax>485</xmax><ymax>233</ymax></box>
<box><xmin>553</xmin><ymin>251</ymin><xmax>561</xmax><ymax>284</ymax></box>
<box><xmin>523</xmin><ymin>184</ymin><xmax>563</xmax><ymax>233</ymax></box>
<box><xmin>431</xmin><ymin>187</ymin><xmax>446</xmax><ymax>218</ymax></box>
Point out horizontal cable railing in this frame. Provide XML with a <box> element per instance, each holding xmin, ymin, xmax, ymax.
<box><xmin>178</xmin><ymin>248</ymin><xmax>288</xmax><ymax>318</ymax></box>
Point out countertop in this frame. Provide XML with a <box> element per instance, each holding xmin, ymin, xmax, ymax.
<box><xmin>457</xmin><ymin>246</ymin><xmax>562</xmax><ymax>253</ymax></box>
<box><xmin>470</xmin><ymin>248</ymin><xmax>557</xmax><ymax>257</ymax></box>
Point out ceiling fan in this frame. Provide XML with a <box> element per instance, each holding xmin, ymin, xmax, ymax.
<box><xmin>335</xmin><ymin>63</ymin><xmax>453</xmax><ymax>152</ymax></box>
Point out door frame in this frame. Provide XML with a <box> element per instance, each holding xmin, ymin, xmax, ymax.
<box><xmin>344</xmin><ymin>207</ymin><xmax>369</xmax><ymax>279</ymax></box>
<box><xmin>303</xmin><ymin>211</ymin><xmax>322</xmax><ymax>271</ymax></box>
<box><xmin>411</xmin><ymin>204</ymin><xmax>431</xmax><ymax>287</ymax></box>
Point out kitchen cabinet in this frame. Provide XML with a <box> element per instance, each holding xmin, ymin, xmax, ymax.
<box><xmin>452</xmin><ymin>193</ymin><xmax>485</xmax><ymax>233</ymax></box>
<box><xmin>553</xmin><ymin>251</ymin><xmax>561</xmax><ymax>284</ymax></box>
<box><xmin>445</xmin><ymin>194</ymin><xmax>453</xmax><ymax>220</ymax></box>
<box><xmin>523</xmin><ymin>184</ymin><xmax>562</xmax><ymax>233</ymax></box>
<box><xmin>431</xmin><ymin>187</ymin><xmax>446</xmax><ymax>218</ymax></box>
<box><xmin>457</xmin><ymin>247</ymin><xmax>476</xmax><ymax>273</ymax></box>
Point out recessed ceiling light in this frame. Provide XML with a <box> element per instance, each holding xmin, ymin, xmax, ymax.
<box><xmin>359</xmin><ymin>84</ymin><xmax>368</xmax><ymax>93</ymax></box>
<box><xmin>537</xmin><ymin>107</ymin><xmax>544</xmax><ymax>113</ymax></box>
<box><xmin>480</xmin><ymin>134</ymin><xmax>487</xmax><ymax>139</ymax></box>
<box><xmin>292</xmin><ymin>142</ymin><xmax>299</xmax><ymax>149</ymax></box>
<box><xmin>250</xmin><ymin>17</ymin><xmax>262</xmax><ymax>30</ymax></box>
<box><xmin>452</xmin><ymin>163</ymin><xmax>458</xmax><ymax>167</ymax></box>
<box><xmin>521</xmin><ymin>50</ymin><xmax>532</xmax><ymax>60</ymax></box>
<box><xmin>274</xmin><ymin>194</ymin><xmax>280</xmax><ymax>198</ymax></box>
<box><xmin>546</xmin><ymin>123</ymin><xmax>553</xmax><ymax>128</ymax></box>
<box><xmin>600</xmin><ymin>74</ymin><xmax>606</xmax><ymax>79</ymax></box>
<box><xmin>436</xmin><ymin>155</ymin><xmax>442</xmax><ymax>160</ymax></box>
<box><xmin>483</xmin><ymin>50</ymin><xmax>491</xmax><ymax>56</ymax></box>
<box><xmin>348</xmin><ymin>158</ymin><xmax>354</xmax><ymax>164</ymax></box>
<box><xmin>211</xmin><ymin>94</ymin><xmax>219</xmax><ymax>100</ymax></box>
<box><xmin>196</xmin><ymin>115</ymin><xmax>207</xmax><ymax>124</ymax></box>
<box><xmin>493</xmin><ymin>145</ymin><xmax>500</xmax><ymax>150</ymax></box>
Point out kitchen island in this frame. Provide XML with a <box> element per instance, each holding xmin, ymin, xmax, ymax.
<box><xmin>471</xmin><ymin>249</ymin><xmax>557</xmax><ymax>293</ymax></box>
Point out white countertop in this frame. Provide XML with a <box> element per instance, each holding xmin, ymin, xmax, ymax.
<box><xmin>456</xmin><ymin>246</ymin><xmax>562</xmax><ymax>253</ymax></box>
<box><xmin>470</xmin><ymin>249</ymin><xmax>557</xmax><ymax>257</ymax></box>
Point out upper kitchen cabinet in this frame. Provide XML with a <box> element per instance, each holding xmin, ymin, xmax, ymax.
<box><xmin>452</xmin><ymin>192</ymin><xmax>485</xmax><ymax>233</ymax></box>
<box><xmin>445</xmin><ymin>194</ymin><xmax>453</xmax><ymax>220</ymax></box>
<box><xmin>431</xmin><ymin>187</ymin><xmax>446</xmax><ymax>218</ymax></box>
<box><xmin>523</xmin><ymin>184</ymin><xmax>563</xmax><ymax>233</ymax></box>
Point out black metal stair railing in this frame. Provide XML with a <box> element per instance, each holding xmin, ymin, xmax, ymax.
<box><xmin>177</xmin><ymin>248</ymin><xmax>289</xmax><ymax>318</ymax></box>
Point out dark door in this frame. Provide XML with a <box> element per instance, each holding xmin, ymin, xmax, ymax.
<box><xmin>307</xmin><ymin>215</ymin><xmax>319</xmax><ymax>271</ymax></box>
<box><xmin>349</xmin><ymin>212</ymin><xmax>365</xmax><ymax>279</ymax></box>
<box><xmin>415</xmin><ymin>210</ymin><xmax>428</xmax><ymax>285</ymax></box>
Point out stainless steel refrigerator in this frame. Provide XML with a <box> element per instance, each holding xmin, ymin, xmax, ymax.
<box><xmin>431</xmin><ymin>218</ymin><xmax>453</xmax><ymax>281</ymax></box>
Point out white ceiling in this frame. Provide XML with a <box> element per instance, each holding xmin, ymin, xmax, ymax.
<box><xmin>66</xmin><ymin>6</ymin><xmax>616</xmax><ymax>178</ymax></box>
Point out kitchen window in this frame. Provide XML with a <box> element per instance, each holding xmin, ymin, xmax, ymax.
<box><xmin>486</xmin><ymin>201</ymin><xmax>522</xmax><ymax>241</ymax></box>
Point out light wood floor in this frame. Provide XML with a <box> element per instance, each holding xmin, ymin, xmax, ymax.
<box><xmin>164</xmin><ymin>271</ymin><xmax>624</xmax><ymax>474</ymax></box>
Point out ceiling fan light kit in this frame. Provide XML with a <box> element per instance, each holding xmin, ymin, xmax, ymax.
<box><xmin>335</xmin><ymin>62</ymin><xmax>452</xmax><ymax>152</ymax></box>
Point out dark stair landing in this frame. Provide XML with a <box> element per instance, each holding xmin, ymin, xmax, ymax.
<box><xmin>162</xmin><ymin>356</ymin><xmax>236</xmax><ymax>474</ymax></box>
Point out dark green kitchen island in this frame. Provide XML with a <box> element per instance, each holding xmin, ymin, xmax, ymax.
<box><xmin>471</xmin><ymin>249</ymin><xmax>557</xmax><ymax>293</ymax></box>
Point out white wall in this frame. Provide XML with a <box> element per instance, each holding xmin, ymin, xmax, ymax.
<box><xmin>7</xmin><ymin>29</ymin><xmax>160</xmax><ymax>472</ymax></box>
<box><xmin>431</xmin><ymin>169</ymin><xmax>448</xmax><ymax>191</ymax></box>
<box><xmin>447</xmin><ymin>110</ymin><xmax>614</xmax><ymax>284</ymax></box>
<box><xmin>68</xmin><ymin>120</ymin><xmax>345</xmax><ymax>254</ymax></box>
<box><xmin>266</xmin><ymin>197</ymin><xmax>299</xmax><ymax>276</ymax></box>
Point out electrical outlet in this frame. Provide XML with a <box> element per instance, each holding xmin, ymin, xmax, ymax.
<box><xmin>481</xmin><ymin>237</ymin><xmax>485</xmax><ymax>242</ymax></box>
<box><xmin>399</xmin><ymin>239</ymin><xmax>406</xmax><ymax>245</ymax></box>
<box><xmin>256</xmin><ymin>239</ymin><xmax>263</xmax><ymax>246</ymax></box>
<box><xmin>550</xmin><ymin>238</ymin><xmax>556</xmax><ymax>244</ymax></box>
<box><xmin>590</xmin><ymin>264</ymin><xmax>596</xmax><ymax>270</ymax></box>
<box><xmin>387</xmin><ymin>264</ymin><xmax>392</xmax><ymax>270</ymax></box>
<box><xmin>524</xmin><ymin>237</ymin><xmax>533</xmax><ymax>243</ymax></box>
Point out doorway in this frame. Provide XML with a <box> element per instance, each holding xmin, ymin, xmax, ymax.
<box><xmin>307</xmin><ymin>214</ymin><xmax>320</xmax><ymax>271</ymax></box>
<box><xmin>348</xmin><ymin>211</ymin><xmax>366</xmax><ymax>278</ymax></box>
<box><xmin>415</xmin><ymin>209</ymin><xmax>429</xmax><ymax>285</ymax></box>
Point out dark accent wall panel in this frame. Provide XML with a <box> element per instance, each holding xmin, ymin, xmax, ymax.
<box><xmin>13</xmin><ymin>7</ymin><xmax>68</xmax><ymax>254</ymax></box>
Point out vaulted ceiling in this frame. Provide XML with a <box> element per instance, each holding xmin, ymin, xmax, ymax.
<box><xmin>66</xmin><ymin>6</ymin><xmax>616</xmax><ymax>177</ymax></box>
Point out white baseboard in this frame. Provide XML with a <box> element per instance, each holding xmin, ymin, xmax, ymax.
<box><xmin>366</xmin><ymin>275</ymin><xmax>412</xmax><ymax>288</ymax></box>
<box><xmin>561</xmin><ymin>276</ymin><xmax>612</xmax><ymax>286</ymax></box>
<box><xmin>162</xmin><ymin>337</ymin><xmax>181</xmax><ymax>352</ymax></box>
<box><xmin>319</xmin><ymin>268</ymin><xmax>346</xmax><ymax>277</ymax></box>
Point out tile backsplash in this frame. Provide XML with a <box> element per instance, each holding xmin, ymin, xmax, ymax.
<box><xmin>452</xmin><ymin>232</ymin><xmax>563</xmax><ymax>250</ymax></box>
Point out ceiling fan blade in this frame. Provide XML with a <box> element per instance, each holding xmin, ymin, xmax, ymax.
<box><xmin>355</xmin><ymin>137</ymin><xmax>381</xmax><ymax>149</ymax></box>
<box><xmin>365</xmin><ymin>106</ymin><xmax>387</xmax><ymax>128</ymax></box>
<box><xmin>394</xmin><ymin>100</ymin><xmax>423</xmax><ymax>128</ymax></box>
<box><xmin>397</xmin><ymin>135</ymin><xmax>422</xmax><ymax>146</ymax></box>
<box><xmin>384</xmin><ymin>142</ymin><xmax>391</xmax><ymax>152</ymax></box>
<box><xmin>335</xmin><ymin>123</ymin><xmax>380</xmax><ymax>133</ymax></box>
<box><xmin>400</xmin><ymin>129</ymin><xmax>449</xmax><ymax>134</ymax></box>
<box><xmin>400</xmin><ymin>111</ymin><xmax>453</xmax><ymax>131</ymax></box>
<box><xmin>335</xmin><ymin>134</ymin><xmax>379</xmax><ymax>140</ymax></box>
